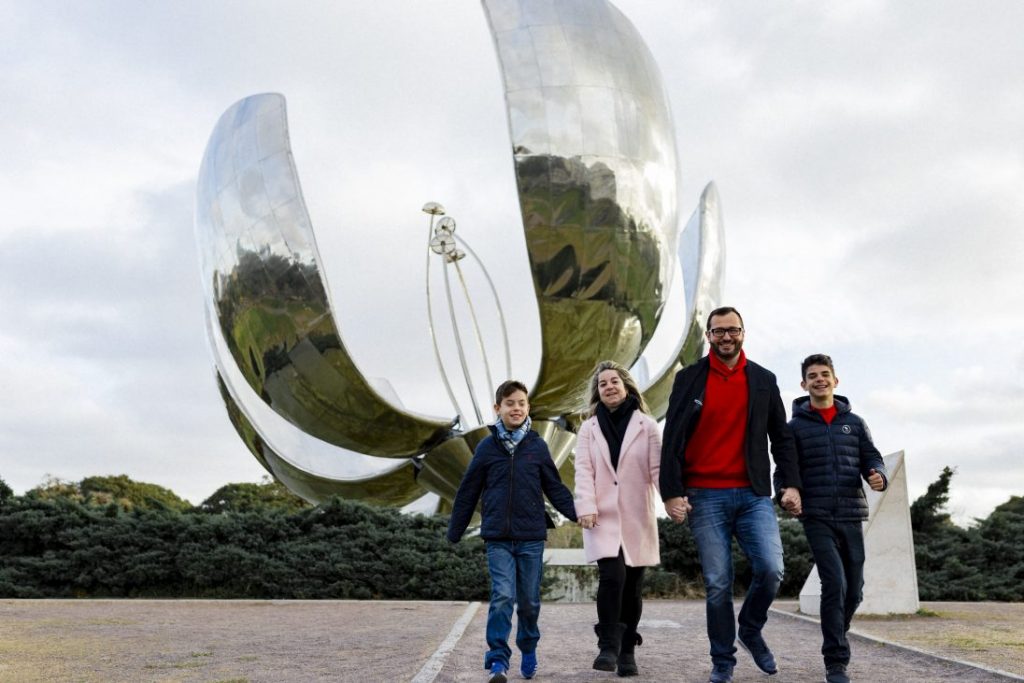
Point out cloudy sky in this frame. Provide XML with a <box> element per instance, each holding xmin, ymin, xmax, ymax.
<box><xmin>1</xmin><ymin>1</ymin><xmax>1021</xmax><ymax>523</ymax></box>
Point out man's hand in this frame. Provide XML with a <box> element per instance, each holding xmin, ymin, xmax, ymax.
<box><xmin>579</xmin><ymin>513</ymin><xmax>598</xmax><ymax>529</ymax></box>
<box><xmin>867</xmin><ymin>469</ymin><xmax>886</xmax><ymax>491</ymax></box>
<box><xmin>780</xmin><ymin>487</ymin><xmax>802</xmax><ymax>516</ymax></box>
<box><xmin>664</xmin><ymin>496</ymin><xmax>692</xmax><ymax>524</ymax></box>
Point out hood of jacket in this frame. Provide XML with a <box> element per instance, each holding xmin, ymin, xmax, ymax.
<box><xmin>791</xmin><ymin>394</ymin><xmax>853</xmax><ymax>418</ymax></box>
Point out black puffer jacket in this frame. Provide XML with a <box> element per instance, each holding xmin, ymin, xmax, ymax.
<box><xmin>447</xmin><ymin>426</ymin><xmax>577</xmax><ymax>542</ymax></box>
<box><xmin>783</xmin><ymin>396</ymin><xmax>887</xmax><ymax>522</ymax></box>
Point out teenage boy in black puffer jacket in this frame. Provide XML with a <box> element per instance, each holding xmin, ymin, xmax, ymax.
<box><xmin>780</xmin><ymin>354</ymin><xmax>887</xmax><ymax>683</ymax></box>
<box><xmin>448</xmin><ymin>380</ymin><xmax>577</xmax><ymax>683</ymax></box>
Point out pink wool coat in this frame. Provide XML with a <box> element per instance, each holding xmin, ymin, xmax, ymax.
<box><xmin>574</xmin><ymin>411</ymin><xmax>661</xmax><ymax>566</ymax></box>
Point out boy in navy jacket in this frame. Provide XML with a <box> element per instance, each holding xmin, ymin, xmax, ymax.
<box><xmin>781</xmin><ymin>354</ymin><xmax>887</xmax><ymax>683</ymax></box>
<box><xmin>447</xmin><ymin>380</ymin><xmax>577</xmax><ymax>683</ymax></box>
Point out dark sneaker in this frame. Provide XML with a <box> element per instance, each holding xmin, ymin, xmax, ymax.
<box><xmin>520</xmin><ymin>652</ymin><xmax>537</xmax><ymax>680</ymax></box>
<box><xmin>825</xmin><ymin>664</ymin><xmax>850</xmax><ymax>683</ymax></box>
<box><xmin>738</xmin><ymin>633</ymin><xmax>778</xmax><ymax>675</ymax></box>
<box><xmin>488</xmin><ymin>662</ymin><xmax>507</xmax><ymax>683</ymax></box>
<box><xmin>708</xmin><ymin>662</ymin><xmax>734</xmax><ymax>683</ymax></box>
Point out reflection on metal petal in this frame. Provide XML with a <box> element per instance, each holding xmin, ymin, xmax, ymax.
<box><xmin>482</xmin><ymin>0</ymin><xmax>679</xmax><ymax>418</ymax></box>
<box><xmin>195</xmin><ymin>93</ymin><xmax>454</xmax><ymax>458</ymax></box>
<box><xmin>216</xmin><ymin>373</ymin><xmax>428</xmax><ymax>507</ymax></box>
<box><xmin>641</xmin><ymin>182</ymin><xmax>725</xmax><ymax>419</ymax></box>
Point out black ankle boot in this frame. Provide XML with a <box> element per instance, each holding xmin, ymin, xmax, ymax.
<box><xmin>616</xmin><ymin>627</ymin><xmax>641</xmax><ymax>677</ymax></box>
<box><xmin>593</xmin><ymin>623</ymin><xmax>625</xmax><ymax>671</ymax></box>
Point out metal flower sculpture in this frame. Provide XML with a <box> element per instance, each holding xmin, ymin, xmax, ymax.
<box><xmin>193</xmin><ymin>0</ymin><xmax>723</xmax><ymax>507</ymax></box>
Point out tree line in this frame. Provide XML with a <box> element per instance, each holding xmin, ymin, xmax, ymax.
<box><xmin>0</xmin><ymin>469</ymin><xmax>1019</xmax><ymax>601</ymax></box>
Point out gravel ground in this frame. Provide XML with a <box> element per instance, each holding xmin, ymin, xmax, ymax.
<box><xmin>0</xmin><ymin>599</ymin><xmax>1020</xmax><ymax>683</ymax></box>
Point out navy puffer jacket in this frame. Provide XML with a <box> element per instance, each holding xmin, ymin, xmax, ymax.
<box><xmin>784</xmin><ymin>396</ymin><xmax>887</xmax><ymax>522</ymax></box>
<box><xmin>447</xmin><ymin>426</ymin><xmax>577</xmax><ymax>542</ymax></box>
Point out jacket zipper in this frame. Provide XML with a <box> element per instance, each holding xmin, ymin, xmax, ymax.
<box><xmin>504</xmin><ymin>440</ymin><xmax>517</xmax><ymax>536</ymax></box>
<box><xmin>825</xmin><ymin>418</ymin><xmax>838</xmax><ymax>517</ymax></box>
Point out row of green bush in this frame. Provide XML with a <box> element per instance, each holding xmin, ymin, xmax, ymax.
<box><xmin>0</xmin><ymin>469</ymin><xmax>1020</xmax><ymax>600</ymax></box>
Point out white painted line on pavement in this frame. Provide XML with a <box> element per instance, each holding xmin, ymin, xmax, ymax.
<box><xmin>638</xmin><ymin>619</ymin><xmax>682</xmax><ymax>628</ymax></box>
<box><xmin>411</xmin><ymin>601</ymin><xmax>481</xmax><ymax>683</ymax></box>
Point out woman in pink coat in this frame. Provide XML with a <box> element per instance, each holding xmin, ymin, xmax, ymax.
<box><xmin>575</xmin><ymin>360</ymin><xmax>661</xmax><ymax>677</ymax></box>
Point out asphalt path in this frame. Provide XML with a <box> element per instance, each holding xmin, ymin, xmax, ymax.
<box><xmin>0</xmin><ymin>599</ymin><xmax>1019</xmax><ymax>682</ymax></box>
<box><xmin>431</xmin><ymin>601</ymin><xmax>1020</xmax><ymax>683</ymax></box>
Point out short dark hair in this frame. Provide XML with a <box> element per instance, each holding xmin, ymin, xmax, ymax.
<box><xmin>706</xmin><ymin>306</ymin><xmax>744</xmax><ymax>331</ymax></box>
<box><xmin>801</xmin><ymin>354</ymin><xmax>835</xmax><ymax>380</ymax></box>
<box><xmin>494</xmin><ymin>380</ymin><xmax>529</xmax><ymax>405</ymax></box>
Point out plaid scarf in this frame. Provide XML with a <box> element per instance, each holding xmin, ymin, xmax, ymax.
<box><xmin>495</xmin><ymin>416</ymin><xmax>532</xmax><ymax>455</ymax></box>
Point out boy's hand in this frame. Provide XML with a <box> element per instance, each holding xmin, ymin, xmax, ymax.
<box><xmin>867</xmin><ymin>469</ymin><xmax>886</xmax><ymax>491</ymax></box>
<box><xmin>664</xmin><ymin>496</ymin><xmax>691</xmax><ymax>524</ymax></box>
<box><xmin>780</xmin><ymin>487</ymin><xmax>802</xmax><ymax>516</ymax></box>
<box><xmin>579</xmin><ymin>514</ymin><xmax>598</xmax><ymax>529</ymax></box>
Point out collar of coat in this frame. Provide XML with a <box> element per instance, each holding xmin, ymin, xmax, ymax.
<box><xmin>583</xmin><ymin>411</ymin><xmax>647</xmax><ymax>475</ymax></box>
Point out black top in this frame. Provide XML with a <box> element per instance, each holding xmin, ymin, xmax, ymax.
<box><xmin>659</xmin><ymin>355</ymin><xmax>800</xmax><ymax>500</ymax></box>
<box><xmin>596</xmin><ymin>395</ymin><xmax>638</xmax><ymax>470</ymax></box>
<box><xmin>447</xmin><ymin>426</ymin><xmax>577</xmax><ymax>542</ymax></box>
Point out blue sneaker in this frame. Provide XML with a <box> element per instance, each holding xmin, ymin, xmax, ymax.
<box><xmin>825</xmin><ymin>664</ymin><xmax>850</xmax><ymax>683</ymax></box>
<box><xmin>738</xmin><ymin>633</ymin><xmax>778</xmax><ymax>675</ymax></box>
<box><xmin>708</xmin><ymin>662</ymin><xmax>734</xmax><ymax>683</ymax></box>
<box><xmin>488</xmin><ymin>661</ymin><xmax>508</xmax><ymax>683</ymax></box>
<box><xmin>520</xmin><ymin>652</ymin><xmax>537</xmax><ymax>679</ymax></box>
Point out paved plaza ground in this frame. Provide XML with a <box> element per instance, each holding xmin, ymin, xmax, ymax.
<box><xmin>0</xmin><ymin>599</ymin><xmax>1021</xmax><ymax>682</ymax></box>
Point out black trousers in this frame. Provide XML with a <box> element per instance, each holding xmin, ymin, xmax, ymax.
<box><xmin>802</xmin><ymin>518</ymin><xmax>865</xmax><ymax>667</ymax></box>
<box><xmin>596</xmin><ymin>549</ymin><xmax>646</xmax><ymax>627</ymax></box>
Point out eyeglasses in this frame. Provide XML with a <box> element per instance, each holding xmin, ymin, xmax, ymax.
<box><xmin>708</xmin><ymin>327</ymin><xmax>743</xmax><ymax>338</ymax></box>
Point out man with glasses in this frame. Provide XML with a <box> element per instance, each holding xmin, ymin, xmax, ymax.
<box><xmin>660</xmin><ymin>306</ymin><xmax>802</xmax><ymax>683</ymax></box>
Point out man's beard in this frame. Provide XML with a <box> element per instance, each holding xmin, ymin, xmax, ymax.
<box><xmin>711</xmin><ymin>339</ymin><xmax>742</xmax><ymax>361</ymax></box>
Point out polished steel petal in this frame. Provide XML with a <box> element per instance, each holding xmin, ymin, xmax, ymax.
<box><xmin>416</xmin><ymin>425</ymin><xmax>492</xmax><ymax>502</ymax></box>
<box><xmin>482</xmin><ymin>0</ymin><xmax>680</xmax><ymax>418</ymax></box>
<box><xmin>531</xmin><ymin>419</ymin><xmax>577</xmax><ymax>469</ymax></box>
<box><xmin>195</xmin><ymin>93</ymin><xmax>454</xmax><ymax>457</ymax></box>
<box><xmin>641</xmin><ymin>182</ymin><xmax>725</xmax><ymax>419</ymax></box>
<box><xmin>216</xmin><ymin>373</ymin><xmax>428</xmax><ymax>507</ymax></box>
<box><xmin>206</xmin><ymin>305</ymin><xmax>432</xmax><ymax>505</ymax></box>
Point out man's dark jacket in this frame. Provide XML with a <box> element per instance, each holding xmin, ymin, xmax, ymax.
<box><xmin>447</xmin><ymin>426</ymin><xmax>577</xmax><ymax>543</ymax></box>
<box><xmin>659</xmin><ymin>355</ymin><xmax>800</xmax><ymax>500</ymax></box>
<box><xmin>783</xmin><ymin>395</ymin><xmax>887</xmax><ymax>522</ymax></box>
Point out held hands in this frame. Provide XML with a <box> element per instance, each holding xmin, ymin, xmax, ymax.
<box><xmin>867</xmin><ymin>469</ymin><xmax>886</xmax><ymax>491</ymax></box>
<box><xmin>780</xmin><ymin>487</ymin><xmax>802</xmax><ymax>516</ymax></box>
<box><xmin>664</xmin><ymin>496</ymin><xmax>692</xmax><ymax>524</ymax></box>
<box><xmin>579</xmin><ymin>514</ymin><xmax>598</xmax><ymax>529</ymax></box>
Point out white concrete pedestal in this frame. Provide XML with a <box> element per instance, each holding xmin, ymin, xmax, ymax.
<box><xmin>799</xmin><ymin>450</ymin><xmax>920</xmax><ymax>616</ymax></box>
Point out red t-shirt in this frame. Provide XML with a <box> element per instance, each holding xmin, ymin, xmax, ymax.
<box><xmin>813</xmin><ymin>404</ymin><xmax>837</xmax><ymax>424</ymax></box>
<box><xmin>683</xmin><ymin>351</ymin><xmax>751</xmax><ymax>488</ymax></box>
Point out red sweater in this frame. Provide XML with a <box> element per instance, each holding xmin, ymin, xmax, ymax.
<box><xmin>684</xmin><ymin>351</ymin><xmax>751</xmax><ymax>489</ymax></box>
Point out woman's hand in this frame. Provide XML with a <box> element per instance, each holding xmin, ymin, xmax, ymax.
<box><xmin>579</xmin><ymin>513</ymin><xmax>598</xmax><ymax>529</ymax></box>
<box><xmin>664</xmin><ymin>496</ymin><xmax>691</xmax><ymax>523</ymax></box>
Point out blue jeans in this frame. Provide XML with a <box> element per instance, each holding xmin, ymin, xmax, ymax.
<box><xmin>687</xmin><ymin>487</ymin><xmax>784</xmax><ymax>667</ymax></box>
<box><xmin>484</xmin><ymin>540</ymin><xmax>545</xmax><ymax>669</ymax></box>
<box><xmin>802</xmin><ymin>518</ymin><xmax>865</xmax><ymax>667</ymax></box>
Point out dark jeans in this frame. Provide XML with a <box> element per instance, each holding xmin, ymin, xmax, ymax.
<box><xmin>596</xmin><ymin>549</ymin><xmax>646</xmax><ymax>627</ymax></box>
<box><xmin>484</xmin><ymin>540</ymin><xmax>545</xmax><ymax>669</ymax></box>
<box><xmin>802</xmin><ymin>518</ymin><xmax>865</xmax><ymax>667</ymax></box>
<box><xmin>687</xmin><ymin>487</ymin><xmax>784</xmax><ymax>668</ymax></box>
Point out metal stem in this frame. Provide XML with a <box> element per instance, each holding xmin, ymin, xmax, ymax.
<box><xmin>443</xmin><ymin>260</ymin><xmax>484</xmax><ymax>425</ymax></box>
<box><xmin>455</xmin><ymin>234</ymin><xmax>512</xmax><ymax>379</ymax></box>
<box><xmin>452</xmin><ymin>258</ymin><xmax>496</xmax><ymax>401</ymax></box>
<box><xmin>425</xmin><ymin>216</ymin><xmax>463</xmax><ymax>424</ymax></box>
